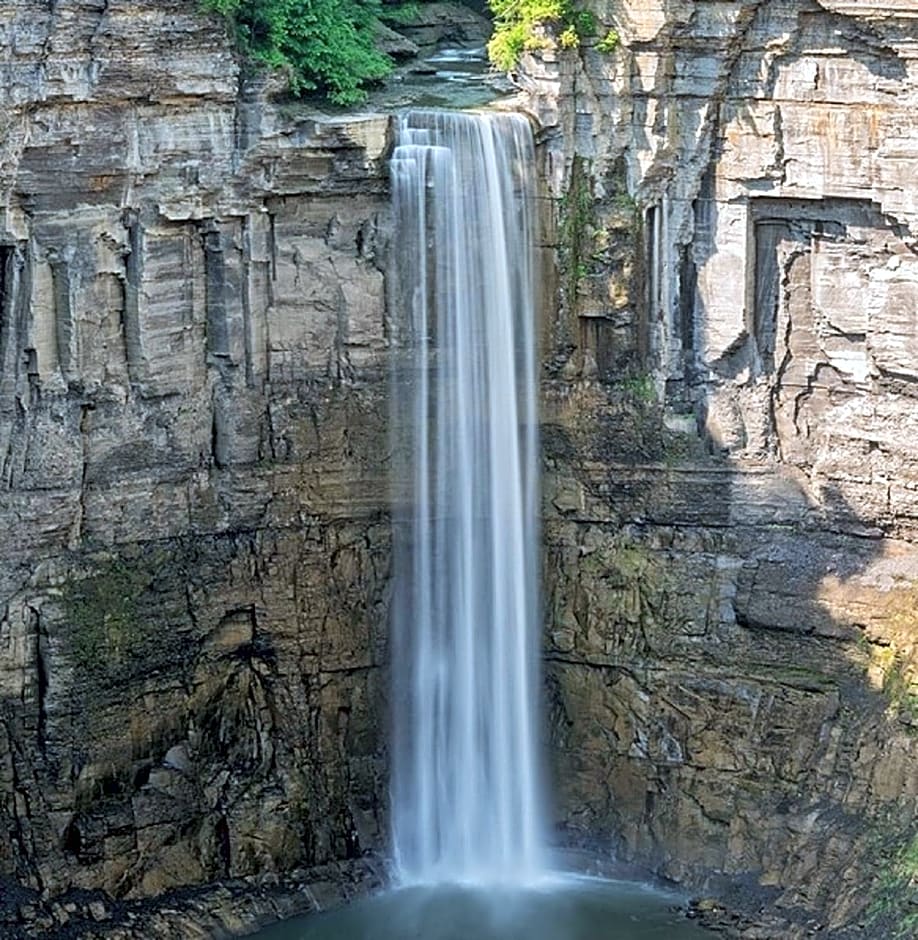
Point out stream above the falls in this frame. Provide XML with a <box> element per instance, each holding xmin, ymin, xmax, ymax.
<box><xmin>250</xmin><ymin>876</ymin><xmax>712</xmax><ymax>940</ymax></box>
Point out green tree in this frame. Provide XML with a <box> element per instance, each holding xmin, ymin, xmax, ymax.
<box><xmin>487</xmin><ymin>0</ymin><xmax>605</xmax><ymax>71</ymax></box>
<box><xmin>204</xmin><ymin>0</ymin><xmax>393</xmax><ymax>106</ymax></box>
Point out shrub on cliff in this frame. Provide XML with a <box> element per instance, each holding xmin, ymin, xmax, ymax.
<box><xmin>487</xmin><ymin>0</ymin><xmax>612</xmax><ymax>71</ymax></box>
<box><xmin>203</xmin><ymin>0</ymin><xmax>393</xmax><ymax>105</ymax></box>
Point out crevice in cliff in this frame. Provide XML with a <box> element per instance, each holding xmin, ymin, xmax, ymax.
<box><xmin>202</xmin><ymin>220</ymin><xmax>231</xmax><ymax>365</ymax></box>
<box><xmin>2</xmin><ymin>710</ymin><xmax>46</xmax><ymax>891</ymax></box>
<box><xmin>0</xmin><ymin>244</ymin><xmax>20</xmax><ymax>418</ymax></box>
<box><xmin>33</xmin><ymin>605</ymin><xmax>49</xmax><ymax>756</ymax></box>
<box><xmin>89</xmin><ymin>0</ymin><xmax>112</xmax><ymax>51</ymax></box>
<box><xmin>121</xmin><ymin>210</ymin><xmax>146</xmax><ymax>388</ymax></box>
<box><xmin>48</xmin><ymin>253</ymin><xmax>75</xmax><ymax>386</ymax></box>
<box><xmin>68</xmin><ymin>402</ymin><xmax>93</xmax><ymax>548</ymax></box>
<box><xmin>240</xmin><ymin>215</ymin><xmax>256</xmax><ymax>389</ymax></box>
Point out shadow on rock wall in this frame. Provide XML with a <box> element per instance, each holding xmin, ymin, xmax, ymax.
<box><xmin>540</xmin><ymin>371</ymin><xmax>918</xmax><ymax>939</ymax></box>
<box><xmin>531</xmin><ymin>2</ymin><xmax>918</xmax><ymax>933</ymax></box>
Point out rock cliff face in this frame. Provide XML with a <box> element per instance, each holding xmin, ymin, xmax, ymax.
<box><xmin>1</xmin><ymin>0</ymin><xmax>393</xmax><ymax>902</ymax></box>
<box><xmin>523</xmin><ymin>0</ymin><xmax>918</xmax><ymax>935</ymax></box>
<box><xmin>2</xmin><ymin>0</ymin><xmax>917</xmax><ymax>937</ymax></box>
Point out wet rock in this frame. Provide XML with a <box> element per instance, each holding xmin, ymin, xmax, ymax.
<box><xmin>376</xmin><ymin>22</ymin><xmax>421</xmax><ymax>60</ymax></box>
<box><xmin>2</xmin><ymin>858</ymin><xmax>384</xmax><ymax>939</ymax></box>
<box><xmin>88</xmin><ymin>901</ymin><xmax>110</xmax><ymax>922</ymax></box>
<box><xmin>394</xmin><ymin>2</ymin><xmax>491</xmax><ymax>53</ymax></box>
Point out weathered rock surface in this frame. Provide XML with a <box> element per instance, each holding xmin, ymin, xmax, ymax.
<box><xmin>3</xmin><ymin>0</ymin><xmax>918</xmax><ymax>938</ymax></box>
<box><xmin>1</xmin><ymin>0</ymin><xmax>394</xmax><ymax>905</ymax></box>
<box><xmin>392</xmin><ymin>1</ymin><xmax>492</xmax><ymax>53</ymax></box>
<box><xmin>0</xmin><ymin>858</ymin><xmax>385</xmax><ymax>939</ymax></box>
<box><xmin>521</xmin><ymin>1</ymin><xmax>918</xmax><ymax>936</ymax></box>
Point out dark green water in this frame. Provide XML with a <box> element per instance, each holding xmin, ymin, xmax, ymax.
<box><xmin>252</xmin><ymin>877</ymin><xmax>711</xmax><ymax>939</ymax></box>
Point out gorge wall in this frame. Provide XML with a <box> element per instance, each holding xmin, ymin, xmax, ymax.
<box><xmin>525</xmin><ymin>1</ymin><xmax>918</xmax><ymax>936</ymax></box>
<box><xmin>1</xmin><ymin>0</ymin><xmax>393</xmax><ymax>904</ymax></box>
<box><xmin>1</xmin><ymin>1</ymin><xmax>917</xmax><ymax>939</ymax></box>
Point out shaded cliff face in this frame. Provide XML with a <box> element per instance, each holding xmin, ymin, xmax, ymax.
<box><xmin>524</xmin><ymin>0</ymin><xmax>918</xmax><ymax>935</ymax></box>
<box><xmin>1</xmin><ymin>0</ymin><xmax>393</xmax><ymax>899</ymax></box>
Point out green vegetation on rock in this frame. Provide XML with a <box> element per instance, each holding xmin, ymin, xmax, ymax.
<box><xmin>880</xmin><ymin>650</ymin><xmax>918</xmax><ymax>730</ymax></box>
<box><xmin>559</xmin><ymin>154</ymin><xmax>594</xmax><ymax>302</ymax></box>
<box><xmin>203</xmin><ymin>0</ymin><xmax>395</xmax><ymax>105</ymax></box>
<box><xmin>487</xmin><ymin>0</ymin><xmax>597</xmax><ymax>71</ymax></box>
<box><xmin>204</xmin><ymin>0</ymin><xmax>617</xmax><ymax>100</ymax></box>
<box><xmin>595</xmin><ymin>28</ymin><xmax>619</xmax><ymax>53</ymax></box>
<box><xmin>621</xmin><ymin>372</ymin><xmax>656</xmax><ymax>404</ymax></box>
<box><xmin>60</xmin><ymin>554</ymin><xmax>161</xmax><ymax>678</ymax></box>
<box><xmin>868</xmin><ymin>830</ymin><xmax>918</xmax><ymax>939</ymax></box>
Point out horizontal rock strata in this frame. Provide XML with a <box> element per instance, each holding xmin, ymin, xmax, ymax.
<box><xmin>1</xmin><ymin>0</ymin><xmax>393</xmax><ymax>902</ymax></box>
<box><xmin>524</xmin><ymin>1</ymin><xmax>918</xmax><ymax>936</ymax></box>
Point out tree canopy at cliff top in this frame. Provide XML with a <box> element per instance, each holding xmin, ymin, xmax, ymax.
<box><xmin>203</xmin><ymin>0</ymin><xmax>394</xmax><ymax>105</ymax></box>
<box><xmin>487</xmin><ymin>0</ymin><xmax>597</xmax><ymax>70</ymax></box>
<box><xmin>204</xmin><ymin>0</ymin><xmax>608</xmax><ymax>105</ymax></box>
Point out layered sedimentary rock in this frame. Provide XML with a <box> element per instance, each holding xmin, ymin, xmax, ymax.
<box><xmin>3</xmin><ymin>0</ymin><xmax>918</xmax><ymax>937</ymax></box>
<box><xmin>523</xmin><ymin>1</ymin><xmax>918</xmax><ymax>935</ymax></box>
<box><xmin>1</xmin><ymin>0</ymin><xmax>393</xmax><ymax>904</ymax></box>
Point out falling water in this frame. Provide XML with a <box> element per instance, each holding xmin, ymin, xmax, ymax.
<box><xmin>389</xmin><ymin>109</ymin><xmax>543</xmax><ymax>885</ymax></box>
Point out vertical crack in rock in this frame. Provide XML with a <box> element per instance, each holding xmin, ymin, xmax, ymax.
<box><xmin>121</xmin><ymin>209</ymin><xmax>146</xmax><ymax>388</ymax></box>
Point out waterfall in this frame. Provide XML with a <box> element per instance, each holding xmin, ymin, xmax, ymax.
<box><xmin>389</xmin><ymin>109</ymin><xmax>544</xmax><ymax>885</ymax></box>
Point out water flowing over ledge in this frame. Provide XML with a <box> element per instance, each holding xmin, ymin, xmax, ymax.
<box><xmin>388</xmin><ymin>109</ymin><xmax>545</xmax><ymax>886</ymax></box>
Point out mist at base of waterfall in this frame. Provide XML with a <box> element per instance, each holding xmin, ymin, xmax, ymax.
<box><xmin>251</xmin><ymin>875</ymin><xmax>712</xmax><ymax>940</ymax></box>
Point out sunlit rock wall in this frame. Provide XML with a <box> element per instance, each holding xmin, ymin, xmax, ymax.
<box><xmin>0</xmin><ymin>0</ymin><xmax>392</xmax><ymax>899</ymax></box>
<box><xmin>525</xmin><ymin>1</ymin><xmax>918</xmax><ymax>935</ymax></box>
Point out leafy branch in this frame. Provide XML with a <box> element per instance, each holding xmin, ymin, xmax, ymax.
<box><xmin>203</xmin><ymin>0</ymin><xmax>394</xmax><ymax>106</ymax></box>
